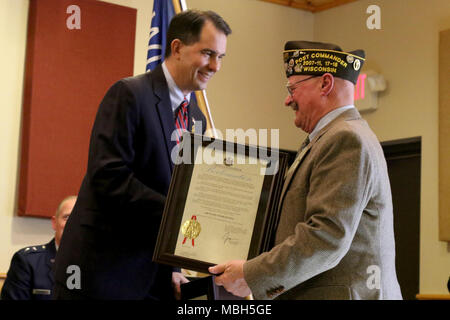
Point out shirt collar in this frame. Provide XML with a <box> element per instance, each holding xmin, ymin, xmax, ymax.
<box><xmin>162</xmin><ymin>61</ymin><xmax>191</xmax><ymax>113</ymax></box>
<box><xmin>309</xmin><ymin>105</ymin><xmax>355</xmax><ymax>141</ymax></box>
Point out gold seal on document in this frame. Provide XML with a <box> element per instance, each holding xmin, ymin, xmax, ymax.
<box><xmin>181</xmin><ymin>215</ymin><xmax>201</xmax><ymax>246</ymax></box>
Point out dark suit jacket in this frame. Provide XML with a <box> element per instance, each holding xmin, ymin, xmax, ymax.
<box><xmin>53</xmin><ymin>65</ymin><xmax>206</xmax><ymax>300</ymax></box>
<box><xmin>1</xmin><ymin>239</ymin><xmax>56</xmax><ymax>300</ymax></box>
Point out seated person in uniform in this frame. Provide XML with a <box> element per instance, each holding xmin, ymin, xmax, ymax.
<box><xmin>1</xmin><ymin>195</ymin><xmax>77</xmax><ymax>300</ymax></box>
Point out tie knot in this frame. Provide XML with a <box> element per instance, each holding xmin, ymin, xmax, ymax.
<box><xmin>181</xmin><ymin>98</ymin><xmax>188</xmax><ymax>109</ymax></box>
<box><xmin>178</xmin><ymin>99</ymin><xmax>188</xmax><ymax>118</ymax></box>
<box><xmin>175</xmin><ymin>98</ymin><xmax>189</xmax><ymax>145</ymax></box>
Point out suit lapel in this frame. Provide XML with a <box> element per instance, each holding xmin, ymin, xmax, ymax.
<box><xmin>151</xmin><ymin>65</ymin><xmax>177</xmax><ymax>171</ymax></box>
<box><xmin>188</xmin><ymin>94</ymin><xmax>206</xmax><ymax>134</ymax></box>
<box><xmin>279</xmin><ymin>142</ymin><xmax>312</xmax><ymax>206</ymax></box>
<box><xmin>187</xmin><ymin>98</ymin><xmax>195</xmax><ymax>133</ymax></box>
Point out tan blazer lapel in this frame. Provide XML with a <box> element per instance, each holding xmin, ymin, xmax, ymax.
<box><xmin>278</xmin><ymin>142</ymin><xmax>312</xmax><ymax>209</ymax></box>
<box><xmin>278</xmin><ymin>108</ymin><xmax>362</xmax><ymax>211</ymax></box>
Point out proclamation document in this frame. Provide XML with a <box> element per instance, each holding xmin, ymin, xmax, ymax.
<box><xmin>174</xmin><ymin>146</ymin><xmax>267</xmax><ymax>264</ymax></box>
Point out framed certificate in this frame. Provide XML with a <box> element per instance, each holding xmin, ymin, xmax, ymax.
<box><xmin>153</xmin><ymin>133</ymin><xmax>289</xmax><ymax>273</ymax></box>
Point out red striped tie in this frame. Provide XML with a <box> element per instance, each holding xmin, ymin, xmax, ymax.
<box><xmin>175</xmin><ymin>98</ymin><xmax>188</xmax><ymax>144</ymax></box>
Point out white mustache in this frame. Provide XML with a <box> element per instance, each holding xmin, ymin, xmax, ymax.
<box><xmin>288</xmin><ymin>101</ymin><xmax>298</xmax><ymax>111</ymax></box>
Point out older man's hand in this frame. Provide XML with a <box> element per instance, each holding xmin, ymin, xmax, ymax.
<box><xmin>209</xmin><ymin>260</ymin><xmax>252</xmax><ymax>297</ymax></box>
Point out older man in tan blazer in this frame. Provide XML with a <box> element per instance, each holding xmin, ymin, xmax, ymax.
<box><xmin>209</xmin><ymin>41</ymin><xmax>402</xmax><ymax>300</ymax></box>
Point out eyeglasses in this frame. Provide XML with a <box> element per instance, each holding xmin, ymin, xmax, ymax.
<box><xmin>286</xmin><ymin>76</ymin><xmax>317</xmax><ymax>96</ymax></box>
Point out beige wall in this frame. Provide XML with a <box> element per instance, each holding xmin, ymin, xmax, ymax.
<box><xmin>1</xmin><ymin>0</ymin><xmax>448</xmax><ymax>295</ymax></box>
<box><xmin>314</xmin><ymin>0</ymin><xmax>450</xmax><ymax>294</ymax></box>
<box><xmin>0</xmin><ymin>0</ymin><xmax>55</xmax><ymax>272</ymax></box>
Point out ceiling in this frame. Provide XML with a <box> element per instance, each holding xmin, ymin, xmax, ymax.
<box><xmin>260</xmin><ymin>0</ymin><xmax>359</xmax><ymax>13</ymax></box>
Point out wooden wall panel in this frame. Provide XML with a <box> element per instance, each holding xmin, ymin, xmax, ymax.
<box><xmin>18</xmin><ymin>0</ymin><xmax>136</xmax><ymax>218</ymax></box>
<box><xmin>439</xmin><ymin>29</ymin><xmax>450</xmax><ymax>241</ymax></box>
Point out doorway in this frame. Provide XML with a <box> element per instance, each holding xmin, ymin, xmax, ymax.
<box><xmin>381</xmin><ymin>136</ymin><xmax>421</xmax><ymax>300</ymax></box>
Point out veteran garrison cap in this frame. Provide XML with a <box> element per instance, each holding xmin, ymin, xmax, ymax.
<box><xmin>283</xmin><ymin>41</ymin><xmax>365</xmax><ymax>84</ymax></box>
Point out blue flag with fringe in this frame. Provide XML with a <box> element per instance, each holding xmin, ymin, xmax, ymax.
<box><xmin>146</xmin><ymin>0</ymin><xmax>175</xmax><ymax>72</ymax></box>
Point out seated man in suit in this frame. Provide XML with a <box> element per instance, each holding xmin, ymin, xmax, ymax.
<box><xmin>210</xmin><ymin>41</ymin><xmax>402</xmax><ymax>300</ymax></box>
<box><xmin>53</xmin><ymin>10</ymin><xmax>231</xmax><ymax>300</ymax></box>
<box><xmin>1</xmin><ymin>196</ymin><xmax>76</xmax><ymax>300</ymax></box>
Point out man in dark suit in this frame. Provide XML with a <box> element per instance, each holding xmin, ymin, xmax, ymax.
<box><xmin>53</xmin><ymin>10</ymin><xmax>231</xmax><ymax>300</ymax></box>
<box><xmin>1</xmin><ymin>196</ymin><xmax>76</xmax><ymax>300</ymax></box>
